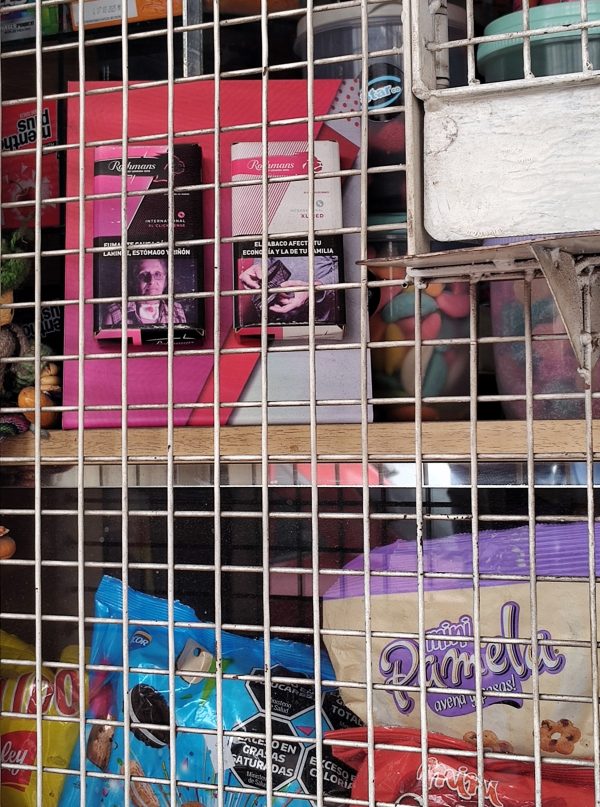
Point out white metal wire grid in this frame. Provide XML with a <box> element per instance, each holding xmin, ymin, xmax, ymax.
<box><xmin>0</xmin><ymin>1</ymin><xmax>599</xmax><ymax>807</ymax></box>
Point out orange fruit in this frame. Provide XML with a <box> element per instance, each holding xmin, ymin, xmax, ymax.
<box><xmin>17</xmin><ymin>386</ymin><xmax>57</xmax><ymax>428</ymax></box>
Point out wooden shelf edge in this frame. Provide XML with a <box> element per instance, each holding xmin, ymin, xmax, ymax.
<box><xmin>1</xmin><ymin>420</ymin><xmax>599</xmax><ymax>464</ymax></box>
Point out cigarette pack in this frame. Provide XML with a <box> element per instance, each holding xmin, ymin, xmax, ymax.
<box><xmin>1</xmin><ymin>100</ymin><xmax>60</xmax><ymax>229</ymax></box>
<box><xmin>93</xmin><ymin>144</ymin><xmax>203</xmax><ymax>344</ymax></box>
<box><xmin>232</xmin><ymin>141</ymin><xmax>345</xmax><ymax>339</ymax></box>
<box><xmin>70</xmin><ymin>0</ymin><xmax>182</xmax><ymax>30</ymax></box>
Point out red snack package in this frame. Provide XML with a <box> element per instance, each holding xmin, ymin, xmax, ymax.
<box><xmin>1</xmin><ymin>100</ymin><xmax>60</xmax><ymax>229</ymax></box>
<box><xmin>328</xmin><ymin>727</ymin><xmax>595</xmax><ymax>806</ymax></box>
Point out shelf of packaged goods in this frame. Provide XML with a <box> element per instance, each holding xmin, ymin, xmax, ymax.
<box><xmin>1</xmin><ymin>421</ymin><xmax>600</xmax><ymax>464</ymax></box>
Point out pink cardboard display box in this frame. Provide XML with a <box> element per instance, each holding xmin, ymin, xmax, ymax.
<box><xmin>62</xmin><ymin>79</ymin><xmax>371</xmax><ymax>428</ymax></box>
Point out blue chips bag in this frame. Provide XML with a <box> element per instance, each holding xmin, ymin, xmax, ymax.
<box><xmin>59</xmin><ymin>576</ymin><xmax>361</xmax><ymax>807</ymax></box>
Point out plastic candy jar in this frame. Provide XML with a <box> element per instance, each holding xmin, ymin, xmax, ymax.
<box><xmin>490</xmin><ymin>276</ymin><xmax>600</xmax><ymax>418</ymax></box>
<box><xmin>368</xmin><ymin>214</ymin><xmax>470</xmax><ymax>421</ymax></box>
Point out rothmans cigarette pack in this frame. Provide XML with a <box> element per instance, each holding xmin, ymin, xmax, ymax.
<box><xmin>93</xmin><ymin>144</ymin><xmax>203</xmax><ymax>345</ymax></box>
<box><xmin>232</xmin><ymin>141</ymin><xmax>345</xmax><ymax>340</ymax></box>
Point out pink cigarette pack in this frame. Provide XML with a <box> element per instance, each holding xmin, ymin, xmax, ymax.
<box><xmin>232</xmin><ymin>140</ymin><xmax>345</xmax><ymax>340</ymax></box>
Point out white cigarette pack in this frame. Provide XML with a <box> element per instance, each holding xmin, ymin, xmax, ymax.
<box><xmin>231</xmin><ymin>141</ymin><xmax>345</xmax><ymax>340</ymax></box>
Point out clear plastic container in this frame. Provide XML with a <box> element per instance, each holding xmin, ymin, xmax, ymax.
<box><xmin>294</xmin><ymin>3</ymin><xmax>468</xmax><ymax>85</ymax></box>
<box><xmin>295</xmin><ymin>3</ymin><xmax>404</xmax><ymax>82</ymax></box>
<box><xmin>490</xmin><ymin>276</ymin><xmax>600</xmax><ymax>419</ymax></box>
<box><xmin>368</xmin><ymin>214</ymin><xmax>470</xmax><ymax>421</ymax></box>
<box><xmin>295</xmin><ymin>3</ymin><xmax>467</xmax><ymax>215</ymax></box>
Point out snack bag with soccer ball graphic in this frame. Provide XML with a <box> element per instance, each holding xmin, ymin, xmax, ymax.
<box><xmin>59</xmin><ymin>576</ymin><xmax>362</xmax><ymax>807</ymax></box>
<box><xmin>0</xmin><ymin>631</ymin><xmax>86</xmax><ymax>807</ymax></box>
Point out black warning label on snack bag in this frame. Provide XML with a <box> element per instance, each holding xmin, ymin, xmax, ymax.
<box><xmin>227</xmin><ymin>665</ymin><xmax>361</xmax><ymax>798</ymax></box>
<box><xmin>229</xmin><ymin>716</ymin><xmax>303</xmax><ymax>789</ymax></box>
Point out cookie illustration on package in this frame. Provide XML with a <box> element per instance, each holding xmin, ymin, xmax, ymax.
<box><xmin>86</xmin><ymin>722</ymin><xmax>116</xmax><ymax>770</ymax></box>
<box><xmin>540</xmin><ymin>719</ymin><xmax>582</xmax><ymax>755</ymax></box>
<box><xmin>463</xmin><ymin>730</ymin><xmax>514</xmax><ymax>754</ymax></box>
<box><xmin>126</xmin><ymin>761</ymin><xmax>161</xmax><ymax>807</ymax></box>
<box><xmin>129</xmin><ymin>684</ymin><xmax>170</xmax><ymax>748</ymax></box>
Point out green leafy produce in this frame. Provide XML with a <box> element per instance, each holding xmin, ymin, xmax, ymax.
<box><xmin>0</xmin><ymin>228</ymin><xmax>33</xmax><ymax>294</ymax></box>
<box><xmin>13</xmin><ymin>343</ymin><xmax>54</xmax><ymax>388</ymax></box>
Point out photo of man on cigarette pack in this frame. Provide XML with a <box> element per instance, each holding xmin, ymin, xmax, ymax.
<box><xmin>93</xmin><ymin>144</ymin><xmax>203</xmax><ymax>345</ymax></box>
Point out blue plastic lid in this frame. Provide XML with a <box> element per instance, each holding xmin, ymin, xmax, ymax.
<box><xmin>478</xmin><ymin>1</ymin><xmax>600</xmax><ymax>66</ymax></box>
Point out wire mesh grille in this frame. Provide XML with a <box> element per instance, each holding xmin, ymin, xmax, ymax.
<box><xmin>0</xmin><ymin>1</ymin><xmax>599</xmax><ymax>807</ymax></box>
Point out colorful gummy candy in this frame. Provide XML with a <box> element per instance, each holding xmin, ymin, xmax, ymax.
<box><xmin>370</xmin><ymin>278</ymin><xmax>471</xmax><ymax>420</ymax></box>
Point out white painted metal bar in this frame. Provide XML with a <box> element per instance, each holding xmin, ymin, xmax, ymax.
<box><xmin>211</xmin><ymin>6</ymin><xmax>226</xmax><ymax>807</ymax></box>
<box><xmin>259</xmin><ymin>0</ymin><xmax>275</xmax><ymax>804</ymax></box>
<box><xmin>465</xmin><ymin>0</ymin><xmax>478</xmax><ymax>85</ymax></box>
<box><xmin>304</xmin><ymin>5</ymin><xmax>326</xmax><ymax>806</ymax></box>
<box><xmin>522</xmin><ymin>279</ymin><xmax>543</xmax><ymax>807</ymax></box>
<box><xmin>467</xmin><ymin>282</ymin><xmax>485</xmax><ymax>807</ymax></box>
<box><xmin>357</xmin><ymin>3</ymin><xmax>376</xmax><ymax>807</ymax></box>
<box><xmin>119</xmin><ymin>2</ymin><xmax>132</xmax><ymax>805</ymax></box>
<box><xmin>166</xmin><ymin>0</ymin><xmax>178</xmax><ymax>804</ymax></box>
<box><xmin>583</xmin><ymin>284</ymin><xmax>600</xmax><ymax>803</ymax></box>
<box><xmin>520</xmin><ymin>0</ymin><xmax>533</xmax><ymax>80</ymax></box>
<box><xmin>75</xmin><ymin>0</ymin><xmax>88</xmax><ymax>802</ymax></box>
<box><xmin>413</xmin><ymin>282</ymin><xmax>430</xmax><ymax>806</ymax></box>
<box><xmin>33</xmin><ymin>2</ymin><xmax>44</xmax><ymax>805</ymax></box>
<box><xmin>581</xmin><ymin>0</ymin><xmax>592</xmax><ymax>70</ymax></box>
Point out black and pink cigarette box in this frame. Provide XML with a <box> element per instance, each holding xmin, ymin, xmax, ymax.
<box><xmin>93</xmin><ymin>144</ymin><xmax>203</xmax><ymax>344</ymax></box>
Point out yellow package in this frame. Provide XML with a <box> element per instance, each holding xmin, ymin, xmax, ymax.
<box><xmin>0</xmin><ymin>631</ymin><xmax>87</xmax><ymax>807</ymax></box>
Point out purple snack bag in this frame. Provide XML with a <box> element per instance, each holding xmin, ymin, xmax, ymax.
<box><xmin>323</xmin><ymin>522</ymin><xmax>600</xmax><ymax>759</ymax></box>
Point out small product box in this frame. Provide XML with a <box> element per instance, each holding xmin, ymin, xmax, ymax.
<box><xmin>0</xmin><ymin>0</ymin><xmax>59</xmax><ymax>41</ymax></box>
<box><xmin>232</xmin><ymin>141</ymin><xmax>345</xmax><ymax>339</ymax></box>
<box><xmin>1</xmin><ymin>100</ymin><xmax>60</xmax><ymax>229</ymax></box>
<box><xmin>70</xmin><ymin>0</ymin><xmax>182</xmax><ymax>30</ymax></box>
<box><xmin>93</xmin><ymin>144</ymin><xmax>203</xmax><ymax>344</ymax></box>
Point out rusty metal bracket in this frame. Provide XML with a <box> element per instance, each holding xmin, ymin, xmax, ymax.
<box><xmin>360</xmin><ymin>231</ymin><xmax>600</xmax><ymax>372</ymax></box>
<box><xmin>530</xmin><ymin>246</ymin><xmax>600</xmax><ymax>376</ymax></box>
